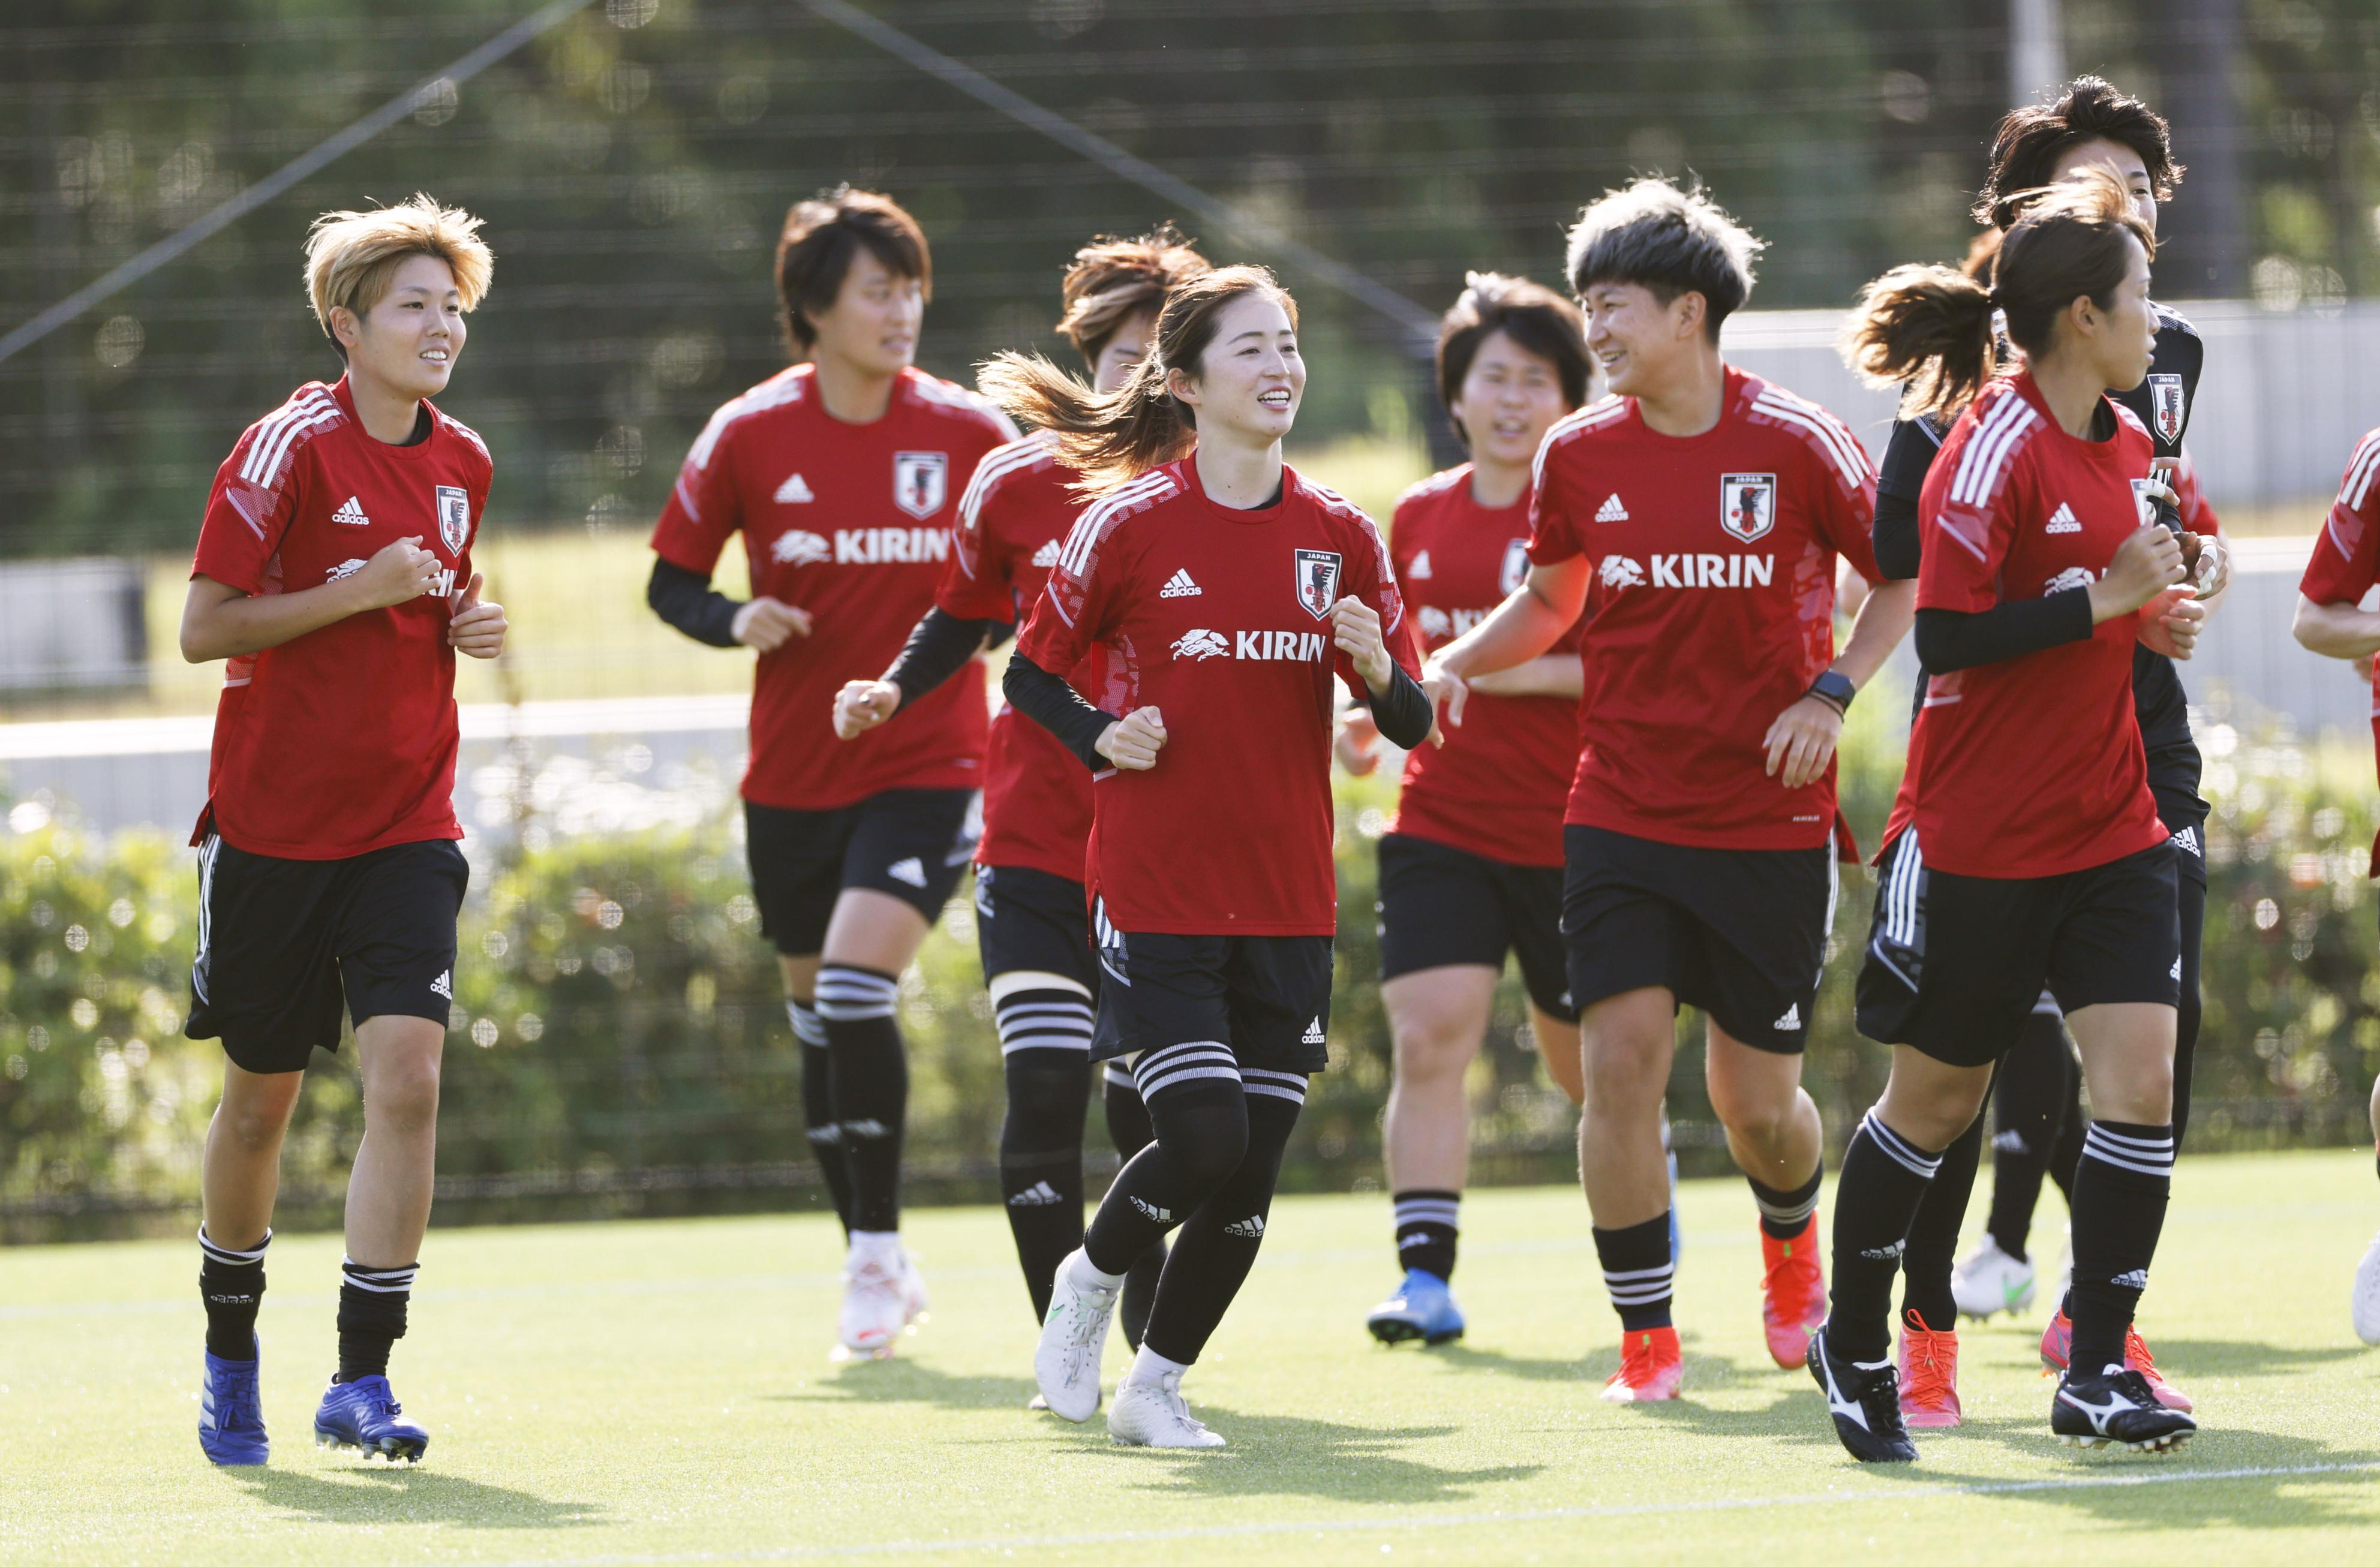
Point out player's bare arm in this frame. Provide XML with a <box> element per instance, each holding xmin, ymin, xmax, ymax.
<box><xmin>1422</xmin><ymin>555</ymin><xmax>1588</xmax><ymax>739</ymax></box>
<box><xmin>2292</xmin><ymin>594</ymin><xmax>2380</xmax><ymax>661</ymax></box>
<box><xmin>179</xmin><ymin>534</ymin><xmax>445</xmax><ymax>663</ymax></box>
<box><xmin>1462</xmin><ymin>655</ymin><xmax>1583</xmax><ymax>699</ymax></box>
<box><xmin>1760</xmin><ymin>574</ymin><xmax>1915</xmax><ymax>789</ymax></box>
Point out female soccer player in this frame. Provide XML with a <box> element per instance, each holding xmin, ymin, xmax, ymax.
<box><xmin>832</xmin><ymin>228</ymin><xmax>1212</xmax><ymax>1352</ymax></box>
<box><xmin>1424</xmin><ymin>179</ymin><xmax>1915</xmax><ymax>1403</ymax></box>
<box><xmin>1338</xmin><ymin>273</ymin><xmax>1594</xmax><ymax>1348</ymax></box>
<box><xmin>2287</xmin><ymin>422</ymin><xmax>2380</xmax><ymax>1346</ymax></box>
<box><xmin>183</xmin><ymin>196</ymin><xmax>500</xmax><ymax>1466</ymax></box>
<box><xmin>1812</xmin><ymin>170</ymin><xmax>2198</xmax><ymax>1461</ymax></box>
<box><xmin>985</xmin><ymin>266</ymin><xmax>1432</xmax><ymax>1447</ymax></box>
<box><xmin>645</xmin><ymin>187</ymin><xmax>1017</xmax><ymax>1359</ymax></box>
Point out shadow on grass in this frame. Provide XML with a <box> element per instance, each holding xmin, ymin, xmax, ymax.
<box><xmin>1058</xmin><ymin>1410</ymin><xmax>1544</xmax><ymax>1504</ymax></box>
<box><xmin>767</xmin><ymin>1354</ymin><xmax>1040</xmax><ymax>1412</ymax></box>
<box><xmin>232</xmin><ymin>1466</ymin><xmax>605</xmax><ymax>1529</ymax></box>
<box><xmin>2120</xmin><ymin>1337</ymin><xmax>2369</xmax><ymax>1377</ymax></box>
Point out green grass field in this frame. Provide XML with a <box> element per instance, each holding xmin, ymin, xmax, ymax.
<box><xmin>4</xmin><ymin>1151</ymin><xmax>2378</xmax><ymax>1566</ymax></box>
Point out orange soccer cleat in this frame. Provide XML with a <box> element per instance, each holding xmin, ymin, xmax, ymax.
<box><xmin>1896</xmin><ymin>1309</ymin><xmax>1963</xmax><ymax>1428</ymax></box>
<box><xmin>1600</xmin><ymin>1326</ymin><xmax>1684</xmax><ymax>1403</ymax></box>
<box><xmin>1760</xmin><ymin>1217</ymin><xmax>1828</xmax><ymax>1369</ymax></box>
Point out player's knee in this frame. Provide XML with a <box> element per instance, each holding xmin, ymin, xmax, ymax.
<box><xmin>1157</xmin><ymin>1102</ymin><xmax>1249</xmax><ymax>1189</ymax></box>
<box><xmin>223</xmin><ymin>1095</ymin><xmax>296</xmax><ymax>1154</ymax></box>
<box><xmin>365</xmin><ymin>1055</ymin><xmax>443</xmax><ymax>1135</ymax></box>
<box><xmin>1389</xmin><ymin>1016</ymin><xmax>1476</xmax><ymax>1084</ymax></box>
<box><xmin>1712</xmin><ymin>1088</ymin><xmax>1792</xmax><ymax>1149</ymax></box>
<box><xmin>1580</xmin><ymin>1036</ymin><xmax>1666</xmax><ymax>1114</ymax></box>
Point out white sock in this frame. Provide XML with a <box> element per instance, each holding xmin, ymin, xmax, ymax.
<box><xmin>1124</xmin><ymin>1343</ymin><xmax>1188</xmax><ymax>1389</ymax></box>
<box><xmin>849</xmin><ymin>1229</ymin><xmax>902</xmax><ymax>1268</ymax></box>
<box><xmin>1069</xmin><ymin>1250</ymin><xmax>1127</xmax><ymax>1291</ymax></box>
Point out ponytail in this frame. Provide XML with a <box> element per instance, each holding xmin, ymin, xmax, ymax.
<box><xmin>1840</xmin><ymin>263</ymin><xmax>1999</xmax><ymax>423</ymax></box>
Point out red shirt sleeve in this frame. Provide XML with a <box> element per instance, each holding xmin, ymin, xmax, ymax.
<box><xmin>191</xmin><ymin>425</ymin><xmax>304</xmax><ymax>594</ymax></box>
<box><xmin>1017</xmin><ymin>504</ymin><xmax>1125</xmax><ymax>675</ymax></box>
<box><xmin>938</xmin><ymin>452</ymin><xmax>1026</xmax><ymax>621</ymax></box>
<box><xmin>1916</xmin><ymin>416</ymin><xmax>2026</xmax><ymax>614</ymax></box>
<box><xmin>1335</xmin><ymin>512</ymin><xmax>1421</xmax><ymax>694</ymax></box>
<box><xmin>1523</xmin><ymin>441</ymin><xmax>1581</xmax><ymax>567</ymax></box>
<box><xmin>2173</xmin><ymin>452</ymin><xmax>2221</xmax><ymax>536</ymax></box>
<box><xmin>650</xmin><ymin>409</ymin><xmax>744</xmax><ymax>576</ymax></box>
<box><xmin>1806</xmin><ymin>425</ymin><xmax>1883</xmax><ymax>583</ymax></box>
<box><xmin>2301</xmin><ymin>431</ymin><xmax>2380</xmax><ymax>606</ymax></box>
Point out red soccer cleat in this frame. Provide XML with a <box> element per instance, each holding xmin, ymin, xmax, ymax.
<box><xmin>1760</xmin><ymin>1217</ymin><xmax>1827</xmax><ymax>1369</ymax></box>
<box><xmin>1600</xmin><ymin>1326</ymin><xmax>1684</xmax><ymax>1403</ymax></box>
<box><xmin>1897</xmin><ymin>1308</ymin><xmax>1962</xmax><ymax>1428</ymax></box>
<box><xmin>2039</xmin><ymin>1308</ymin><xmax>2193</xmax><ymax>1412</ymax></box>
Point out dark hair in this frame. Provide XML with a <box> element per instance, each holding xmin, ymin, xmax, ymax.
<box><xmin>1843</xmin><ymin>168</ymin><xmax>2154</xmax><ymax>421</ymax></box>
<box><xmin>979</xmin><ymin>265</ymin><xmax>1297</xmax><ymax>494</ymax></box>
<box><xmin>774</xmin><ymin>185</ymin><xmax>930</xmax><ymax>354</ymax></box>
<box><xmin>1976</xmin><ymin>76</ymin><xmax>2182</xmax><ymax>231</ymax></box>
<box><xmin>1435</xmin><ymin>272</ymin><xmax>1592</xmax><ymax>434</ymax></box>
<box><xmin>1565</xmin><ymin>177</ymin><xmax>1763</xmax><ymax>342</ymax></box>
<box><xmin>1056</xmin><ymin>225</ymin><xmax>1212</xmax><ymax>368</ymax></box>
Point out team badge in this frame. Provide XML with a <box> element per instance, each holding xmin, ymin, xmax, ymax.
<box><xmin>1720</xmin><ymin>473</ymin><xmax>1776</xmax><ymax>543</ymax></box>
<box><xmin>1499</xmin><ymin>538</ymin><xmax>1529</xmax><ymax>594</ymax></box>
<box><xmin>893</xmin><ymin>451</ymin><xmax>948</xmax><ymax>519</ymax></box>
<box><xmin>1293</xmin><ymin>548</ymin><xmax>1342</xmax><ymax>619</ymax></box>
<box><xmin>434</xmin><ymin>485</ymin><xmax>471</xmax><ymax>555</ymax></box>
<box><xmin>2146</xmin><ymin>374</ymin><xmax>2186</xmax><ymax>447</ymax></box>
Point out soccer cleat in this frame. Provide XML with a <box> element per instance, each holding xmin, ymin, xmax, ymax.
<box><xmin>2352</xmin><ymin>1228</ymin><xmax>2380</xmax><ymax>1346</ymax></box>
<box><xmin>198</xmin><ymin>1341</ymin><xmax>269</xmax><ymax>1466</ymax></box>
<box><xmin>1033</xmin><ymin>1247</ymin><xmax>1119</xmax><ymax>1423</ymax></box>
<box><xmin>1600</xmin><ymin>1326</ymin><xmax>1683</xmax><ymax>1403</ymax></box>
<box><xmin>837</xmin><ymin>1252</ymin><xmax>911</xmax><ymax>1359</ymax></box>
<box><xmin>1365</xmin><ymin>1268</ymin><xmax>1467</xmax><ymax>1346</ymax></box>
<box><xmin>1808</xmin><ymin>1324</ymin><xmax>1917</xmax><ymax>1462</ymax></box>
<box><xmin>897</xmin><ymin>1248</ymin><xmax>931</xmax><ymax>1328</ymax></box>
<box><xmin>1107</xmin><ymin>1368</ymin><xmax>1226</xmax><ymax>1449</ymax></box>
<box><xmin>2051</xmin><ymin>1363</ymin><xmax>2196</xmax><ymax>1452</ymax></box>
<box><xmin>314</xmin><ymin>1374</ymin><xmax>429</xmax><ymax>1464</ymax></box>
<box><xmin>1896</xmin><ymin>1309</ymin><xmax>1963</xmax><ymax>1428</ymax></box>
<box><xmin>2039</xmin><ymin>1309</ymin><xmax>2192</xmax><ymax>1412</ymax></box>
<box><xmin>1951</xmin><ymin>1236</ymin><xmax>2038</xmax><ymax>1320</ymax></box>
<box><xmin>1759</xmin><ymin>1216</ymin><xmax>1826</xmax><ymax>1369</ymax></box>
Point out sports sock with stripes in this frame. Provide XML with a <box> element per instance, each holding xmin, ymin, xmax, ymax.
<box><xmin>1747</xmin><ymin>1166</ymin><xmax>1822</xmax><ymax>1242</ymax></box>
<box><xmin>818</xmin><ymin>964</ymin><xmax>907</xmax><ymax>1234</ymax></box>
<box><xmin>1393</xmin><ymin>1189</ymin><xmax>1461</xmax><ymax>1282</ymax></box>
<box><xmin>335</xmin><ymin>1258</ymin><xmax>417</xmax><ymax>1382</ymax></box>
<box><xmin>1082</xmin><ymin>1044</ymin><xmax>1251</xmax><ymax>1275</ymax></box>
<box><xmin>199</xmin><ymin>1226</ymin><xmax>269</xmax><ymax>1361</ymax></box>
<box><xmin>789</xmin><ymin>999</ymin><xmax>855</xmax><ymax>1234</ymax></box>
<box><xmin>1900</xmin><ymin>1106</ymin><xmax>1984</xmax><ymax>1332</ymax></box>
<box><xmin>1591</xmin><ymin>1213</ymin><xmax>1674</xmax><ymax>1333</ymax></box>
<box><xmin>999</xmin><ymin>1044</ymin><xmax>1092</xmax><ymax>1323</ymax></box>
<box><xmin>1103</xmin><ymin>1061</ymin><xmax>1167</xmax><ymax>1350</ymax></box>
<box><xmin>1984</xmin><ymin>1011</ymin><xmax>2074</xmax><ymax>1260</ymax></box>
<box><xmin>1140</xmin><ymin>1079</ymin><xmax>1305</xmax><ymax>1366</ymax></box>
<box><xmin>1825</xmin><ymin>1110</ymin><xmax>1944</xmax><ymax>1364</ymax></box>
<box><xmin>2067</xmin><ymin>1120</ymin><xmax>2174</xmax><ymax>1372</ymax></box>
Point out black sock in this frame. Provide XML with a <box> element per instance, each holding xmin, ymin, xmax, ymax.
<box><xmin>1747</xmin><ymin>1166</ymin><xmax>1822</xmax><ymax>1242</ymax></box>
<box><xmin>998</xmin><ymin>1039</ymin><xmax>1092</xmax><ymax>1324</ymax></box>
<box><xmin>2047</xmin><ymin>1081</ymin><xmax>2086</xmax><ymax>1208</ymax></box>
<box><xmin>2173</xmin><ymin>873</ymin><xmax>2204</xmax><ymax>1149</ymax></box>
<box><xmin>1986</xmin><ymin>1011</ymin><xmax>2072</xmax><ymax>1259</ymax></box>
<box><xmin>2067</xmin><ymin>1120</ymin><xmax>2174</xmax><ymax>1373</ymax></box>
<box><xmin>1591</xmin><ymin>1213</ymin><xmax>1674</xmax><ymax>1333</ymax></box>
<box><xmin>1900</xmin><ymin>1105</ymin><xmax>1985</xmax><ymax>1333</ymax></box>
<box><xmin>1826</xmin><ymin>1110</ymin><xmax>1943</xmax><ymax>1364</ymax></box>
<box><xmin>199</xmin><ymin>1226</ymin><xmax>269</xmax><ymax>1361</ymax></box>
<box><xmin>818</xmin><ymin>965</ymin><xmax>907</xmax><ymax>1234</ymax></box>
<box><xmin>1393</xmin><ymin>1189</ymin><xmax>1461</xmax><ymax>1282</ymax></box>
<box><xmin>1141</xmin><ymin>1073</ymin><xmax>1305</xmax><ymax>1365</ymax></box>
<box><xmin>1083</xmin><ymin>1043</ymin><xmax>1250</xmax><ymax>1274</ymax></box>
<box><xmin>789</xmin><ymin>1000</ymin><xmax>855</xmax><ymax>1234</ymax></box>
<box><xmin>335</xmin><ymin>1258</ymin><xmax>417</xmax><ymax>1383</ymax></box>
<box><xmin>1103</xmin><ymin>1061</ymin><xmax>1166</xmax><ymax>1350</ymax></box>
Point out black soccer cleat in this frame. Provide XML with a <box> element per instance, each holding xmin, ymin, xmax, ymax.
<box><xmin>2050</xmin><ymin>1363</ymin><xmax>2196</xmax><ymax>1452</ymax></box>
<box><xmin>1808</xmin><ymin>1323</ymin><xmax>1918</xmax><ymax>1462</ymax></box>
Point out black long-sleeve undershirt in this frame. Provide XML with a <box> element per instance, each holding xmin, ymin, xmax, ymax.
<box><xmin>1912</xmin><ymin>591</ymin><xmax>2094</xmax><ymax>673</ymax></box>
<box><xmin>885</xmin><ymin>608</ymin><xmax>1012</xmax><ymax>706</ymax></box>
<box><xmin>645</xmin><ymin>558</ymin><xmax>742</xmax><ymax>648</ymax></box>
<box><xmin>1872</xmin><ymin>489</ymin><xmax>1922</xmax><ymax>584</ymax></box>
<box><xmin>1364</xmin><ymin>662</ymin><xmax>1434</xmax><ymax>750</ymax></box>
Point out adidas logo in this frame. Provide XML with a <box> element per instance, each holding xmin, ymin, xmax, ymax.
<box><xmin>843</xmin><ymin>1118</ymin><xmax>890</xmax><ymax>1139</ymax></box>
<box><xmin>1993</xmin><ymin>1129</ymin><xmax>2032</xmax><ymax>1155</ymax></box>
<box><xmin>1302</xmin><ymin>1018</ymin><xmax>1326</xmax><ymax>1045</ymax></box>
<box><xmin>1159</xmin><ymin>568</ymin><xmax>1201</xmax><ymax>598</ymax></box>
<box><xmin>2045</xmin><ymin>502</ymin><xmax>2081</xmax><ymax>534</ymax></box>
<box><xmin>1859</xmin><ymin>1240</ymin><xmax>1906</xmax><ymax>1262</ymax></box>
<box><xmin>1222</xmin><ymin>1215</ymin><xmax>1265</xmax><ymax>1239</ymax></box>
<box><xmin>1595</xmin><ymin>494</ymin><xmax>1630</xmax><ymax>522</ymax></box>
<box><xmin>1030</xmin><ymin>539</ymin><xmax>1061</xmax><ymax>569</ymax></box>
<box><xmin>1008</xmin><ymin>1181</ymin><xmax>1065</xmax><ymax>1207</ymax></box>
<box><xmin>2170</xmin><ymin>824</ymin><xmax>2201</xmax><ymax>858</ymax></box>
<box><xmin>1129</xmin><ymin>1195</ymin><xmax>1173</xmax><ymax>1224</ymax></box>
<box><xmin>2112</xmin><ymin>1268</ymin><xmax>2149</xmax><ymax>1290</ymax></box>
<box><xmin>886</xmin><ymin>857</ymin><xmax>927</xmax><ymax>888</ymax></box>
<box><xmin>429</xmin><ymin>970</ymin><xmax>452</xmax><ymax>1000</ymax></box>
<box><xmin>1406</xmin><ymin>550</ymin><xmax>1433</xmax><ymax>580</ymax></box>
<box><xmin>331</xmin><ymin>495</ymin><xmax>369</xmax><ymax>527</ymax></box>
<box><xmin>1772</xmin><ymin>1003</ymin><xmax>1801</xmax><ymax>1031</ymax></box>
<box><xmin>774</xmin><ymin>473</ymin><xmax>815</xmax><ymax>503</ymax></box>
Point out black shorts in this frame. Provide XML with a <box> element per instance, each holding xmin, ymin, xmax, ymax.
<box><xmin>185</xmin><ymin>835</ymin><xmax>468</xmax><ymax>1075</ymax></box>
<box><xmin>1856</xmin><ymin>832</ymin><xmax>2180</xmax><ymax>1068</ymax></box>
<box><xmin>1560</xmin><ymin>825</ymin><xmax>1835</xmax><ymax>1054</ymax></box>
<box><xmin>1375</xmin><ymin>832</ymin><xmax>1576</xmax><ymax>1022</ymax></box>
<box><xmin>744</xmin><ymin>789</ymin><xmax>978</xmax><ymax>955</ymax></box>
<box><xmin>1090</xmin><ymin>904</ymin><xmax>1333</xmax><ymax>1078</ymax></box>
<box><xmin>975</xmin><ymin>863</ymin><xmax>1098</xmax><ymax>994</ymax></box>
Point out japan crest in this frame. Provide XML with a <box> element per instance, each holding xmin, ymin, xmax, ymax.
<box><xmin>434</xmin><ymin>485</ymin><xmax>471</xmax><ymax>555</ymax></box>
<box><xmin>1499</xmin><ymin>538</ymin><xmax>1529</xmax><ymax>594</ymax></box>
<box><xmin>893</xmin><ymin>450</ymin><xmax>948</xmax><ymax>519</ymax></box>
<box><xmin>1294</xmin><ymin>548</ymin><xmax>1342</xmax><ymax>619</ymax></box>
<box><xmin>2145</xmin><ymin>374</ymin><xmax>2186</xmax><ymax>447</ymax></box>
<box><xmin>1720</xmin><ymin>472</ymin><xmax>1776</xmax><ymax>543</ymax></box>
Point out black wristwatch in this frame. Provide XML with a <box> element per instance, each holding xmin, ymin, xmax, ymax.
<box><xmin>1806</xmin><ymin>669</ymin><xmax>1857</xmax><ymax>715</ymax></box>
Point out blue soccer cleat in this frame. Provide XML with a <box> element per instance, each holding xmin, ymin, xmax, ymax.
<box><xmin>199</xmin><ymin>1340</ymin><xmax>269</xmax><ymax>1466</ymax></box>
<box><xmin>314</xmin><ymin>1374</ymin><xmax>429</xmax><ymax>1464</ymax></box>
<box><xmin>1366</xmin><ymin>1268</ymin><xmax>1467</xmax><ymax>1346</ymax></box>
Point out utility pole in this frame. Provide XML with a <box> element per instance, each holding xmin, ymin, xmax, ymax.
<box><xmin>2009</xmin><ymin>0</ymin><xmax>2065</xmax><ymax>107</ymax></box>
<box><xmin>2157</xmin><ymin>0</ymin><xmax>2246</xmax><ymax>297</ymax></box>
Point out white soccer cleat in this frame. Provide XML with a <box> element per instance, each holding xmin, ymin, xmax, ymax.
<box><xmin>1034</xmin><ymin>1248</ymin><xmax>1119</xmax><ymax>1422</ymax></box>
<box><xmin>837</xmin><ymin>1252</ymin><xmax>910</xmax><ymax>1359</ymax></box>
<box><xmin>1951</xmin><ymin>1237</ymin><xmax>2038</xmax><ymax>1319</ymax></box>
<box><xmin>1107</xmin><ymin>1369</ymin><xmax>1225</xmax><ymax>1449</ymax></box>
<box><xmin>897</xmin><ymin>1249</ymin><xmax>931</xmax><ymax>1331</ymax></box>
<box><xmin>2353</xmin><ymin>1228</ymin><xmax>2380</xmax><ymax>1346</ymax></box>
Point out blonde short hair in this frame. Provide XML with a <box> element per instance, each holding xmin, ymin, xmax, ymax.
<box><xmin>303</xmin><ymin>194</ymin><xmax>492</xmax><ymax>346</ymax></box>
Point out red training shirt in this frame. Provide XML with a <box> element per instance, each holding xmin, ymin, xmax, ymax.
<box><xmin>190</xmin><ymin>375</ymin><xmax>489</xmax><ymax>860</ymax></box>
<box><xmin>2296</xmin><ymin>424</ymin><xmax>2380</xmax><ymax>867</ymax></box>
<box><xmin>1895</xmin><ymin>372</ymin><xmax>2171</xmax><ymax>879</ymax></box>
<box><xmin>1525</xmin><ymin>368</ymin><xmax>1881</xmax><ymax>853</ymax></box>
<box><xmin>1387</xmin><ymin>465</ymin><xmax>1582</xmax><ymax>867</ymax></box>
<box><xmin>1015</xmin><ymin>458</ymin><xmax>1420</xmax><ymax>936</ymax></box>
<box><xmin>651</xmin><ymin>364</ymin><xmax>1017</xmax><ymax>811</ymax></box>
<box><xmin>939</xmin><ymin>429</ymin><xmax>1096</xmax><ymax>882</ymax></box>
